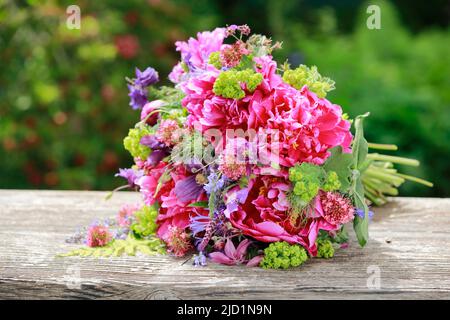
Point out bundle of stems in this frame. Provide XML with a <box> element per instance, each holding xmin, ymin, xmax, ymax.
<box><xmin>362</xmin><ymin>143</ymin><xmax>433</xmax><ymax>206</ymax></box>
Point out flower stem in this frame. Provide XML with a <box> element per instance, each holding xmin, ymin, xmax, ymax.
<box><xmin>367</xmin><ymin>153</ymin><xmax>420</xmax><ymax>166</ymax></box>
<box><xmin>364</xmin><ymin>167</ymin><xmax>405</xmax><ymax>186</ymax></box>
<box><xmin>368</xmin><ymin>143</ymin><xmax>398</xmax><ymax>151</ymax></box>
<box><xmin>393</xmin><ymin>173</ymin><xmax>433</xmax><ymax>187</ymax></box>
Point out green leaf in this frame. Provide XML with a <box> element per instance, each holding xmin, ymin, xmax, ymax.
<box><xmin>208</xmin><ymin>190</ymin><xmax>216</xmax><ymax>218</ymax></box>
<box><xmin>323</xmin><ymin>146</ymin><xmax>354</xmax><ymax>192</ymax></box>
<box><xmin>154</xmin><ymin>170</ymin><xmax>171</xmax><ymax>198</ymax></box>
<box><xmin>353</xmin><ymin>113</ymin><xmax>370</xmax><ymax>171</ymax></box>
<box><xmin>188</xmin><ymin>201</ymin><xmax>208</xmax><ymax>208</ymax></box>
<box><xmin>353</xmin><ymin>175</ymin><xmax>369</xmax><ymax>246</ymax></box>
<box><xmin>353</xmin><ymin>216</ymin><xmax>369</xmax><ymax>247</ymax></box>
<box><xmin>125</xmin><ymin>244</ymin><xmax>135</xmax><ymax>256</ymax></box>
<box><xmin>350</xmin><ymin>113</ymin><xmax>370</xmax><ymax>247</ymax></box>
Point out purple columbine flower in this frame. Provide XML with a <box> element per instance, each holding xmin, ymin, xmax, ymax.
<box><xmin>115</xmin><ymin>168</ymin><xmax>143</xmax><ymax>187</ymax></box>
<box><xmin>148</xmin><ymin>149</ymin><xmax>170</xmax><ymax>166</ymax></box>
<box><xmin>135</xmin><ymin>67</ymin><xmax>159</xmax><ymax>87</ymax></box>
<box><xmin>140</xmin><ymin>135</ymin><xmax>165</xmax><ymax>149</ymax></box>
<box><xmin>174</xmin><ymin>175</ymin><xmax>203</xmax><ymax>203</ymax></box>
<box><xmin>128</xmin><ymin>84</ymin><xmax>147</xmax><ymax>110</ymax></box>
<box><xmin>356</xmin><ymin>208</ymin><xmax>375</xmax><ymax>220</ymax></box>
<box><xmin>140</xmin><ymin>135</ymin><xmax>171</xmax><ymax>166</ymax></box>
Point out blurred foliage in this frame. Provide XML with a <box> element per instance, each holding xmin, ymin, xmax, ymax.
<box><xmin>0</xmin><ymin>0</ymin><xmax>220</xmax><ymax>189</ymax></box>
<box><xmin>268</xmin><ymin>0</ymin><xmax>450</xmax><ymax>197</ymax></box>
<box><xmin>0</xmin><ymin>0</ymin><xmax>449</xmax><ymax>197</ymax></box>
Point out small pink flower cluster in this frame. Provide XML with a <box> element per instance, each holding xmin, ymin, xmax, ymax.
<box><xmin>86</xmin><ymin>224</ymin><xmax>112</xmax><ymax>247</ymax></box>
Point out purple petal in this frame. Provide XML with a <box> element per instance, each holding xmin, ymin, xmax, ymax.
<box><xmin>174</xmin><ymin>175</ymin><xmax>203</xmax><ymax>203</ymax></box>
<box><xmin>356</xmin><ymin>208</ymin><xmax>374</xmax><ymax>220</ymax></box>
<box><xmin>135</xmin><ymin>66</ymin><xmax>159</xmax><ymax>87</ymax></box>
<box><xmin>236</xmin><ymin>187</ymin><xmax>250</xmax><ymax>203</ymax></box>
<box><xmin>128</xmin><ymin>84</ymin><xmax>147</xmax><ymax>110</ymax></box>
<box><xmin>147</xmin><ymin>149</ymin><xmax>168</xmax><ymax>166</ymax></box>
<box><xmin>115</xmin><ymin>168</ymin><xmax>143</xmax><ymax>187</ymax></box>
<box><xmin>140</xmin><ymin>135</ymin><xmax>165</xmax><ymax>149</ymax></box>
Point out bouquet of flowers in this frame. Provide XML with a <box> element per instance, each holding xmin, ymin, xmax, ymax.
<box><xmin>63</xmin><ymin>26</ymin><xmax>431</xmax><ymax>269</ymax></box>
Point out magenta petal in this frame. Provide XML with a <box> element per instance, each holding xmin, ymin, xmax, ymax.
<box><xmin>246</xmin><ymin>255</ymin><xmax>263</xmax><ymax>267</ymax></box>
<box><xmin>209</xmin><ymin>252</ymin><xmax>235</xmax><ymax>265</ymax></box>
<box><xmin>235</xmin><ymin>239</ymin><xmax>251</xmax><ymax>259</ymax></box>
<box><xmin>223</xmin><ymin>238</ymin><xmax>237</xmax><ymax>259</ymax></box>
<box><xmin>308</xmin><ymin>220</ymin><xmax>319</xmax><ymax>247</ymax></box>
<box><xmin>255</xmin><ymin>221</ymin><xmax>285</xmax><ymax>236</ymax></box>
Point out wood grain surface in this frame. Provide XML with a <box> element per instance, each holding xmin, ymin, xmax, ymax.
<box><xmin>0</xmin><ymin>190</ymin><xmax>449</xmax><ymax>300</ymax></box>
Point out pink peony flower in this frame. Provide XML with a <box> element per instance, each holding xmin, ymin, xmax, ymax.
<box><xmin>168</xmin><ymin>62</ymin><xmax>186</xmax><ymax>84</ymax></box>
<box><xmin>181</xmin><ymin>56</ymin><xmax>282</xmax><ymax>135</ymax></box>
<box><xmin>175</xmin><ymin>27</ymin><xmax>226</xmax><ymax>70</ymax></box>
<box><xmin>181</xmin><ymin>69</ymin><xmax>250</xmax><ymax>134</ymax></box>
<box><xmin>262</xmin><ymin>86</ymin><xmax>353</xmax><ymax>166</ymax></box>
<box><xmin>86</xmin><ymin>225</ymin><xmax>112</xmax><ymax>247</ymax></box>
<box><xmin>226</xmin><ymin>176</ymin><xmax>317</xmax><ymax>254</ymax></box>
<box><xmin>182</xmin><ymin>53</ymin><xmax>351</xmax><ymax>167</ymax></box>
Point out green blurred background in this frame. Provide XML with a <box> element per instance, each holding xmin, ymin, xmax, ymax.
<box><xmin>0</xmin><ymin>0</ymin><xmax>449</xmax><ymax>197</ymax></box>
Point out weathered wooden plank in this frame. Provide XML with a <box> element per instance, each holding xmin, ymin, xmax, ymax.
<box><xmin>0</xmin><ymin>190</ymin><xmax>449</xmax><ymax>299</ymax></box>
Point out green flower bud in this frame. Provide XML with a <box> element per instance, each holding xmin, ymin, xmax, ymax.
<box><xmin>316</xmin><ymin>239</ymin><xmax>335</xmax><ymax>259</ymax></box>
<box><xmin>323</xmin><ymin>171</ymin><xmax>341</xmax><ymax>192</ymax></box>
<box><xmin>208</xmin><ymin>51</ymin><xmax>222</xmax><ymax>69</ymax></box>
<box><xmin>213</xmin><ymin>69</ymin><xmax>263</xmax><ymax>99</ymax></box>
<box><xmin>260</xmin><ymin>241</ymin><xmax>308</xmax><ymax>269</ymax></box>
<box><xmin>282</xmin><ymin>65</ymin><xmax>335</xmax><ymax>98</ymax></box>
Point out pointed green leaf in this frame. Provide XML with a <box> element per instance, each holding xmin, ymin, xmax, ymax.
<box><xmin>188</xmin><ymin>201</ymin><xmax>209</xmax><ymax>208</ymax></box>
<box><xmin>353</xmin><ymin>113</ymin><xmax>370</xmax><ymax>171</ymax></box>
<box><xmin>350</xmin><ymin>113</ymin><xmax>370</xmax><ymax>246</ymax></box>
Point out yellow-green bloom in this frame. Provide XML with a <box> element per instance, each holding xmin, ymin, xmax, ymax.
<box><xmin>282</xmin><ymin>65</ymin><xmax>335</xmax><ymax>98</ymax></box>
<box><xmin>123</xmin><ymin>125</ymin><xmax>153</xmax><ymax>159</ymax></box>
<box><xmin>213</xmin><ymin>69</ymin><xmax>263</xmax><ymax>99</ymax></box>
<box><xmin>260</xmin><ymin>241</ymin><xmax>308</xmax><ymax>269</ymax></box>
